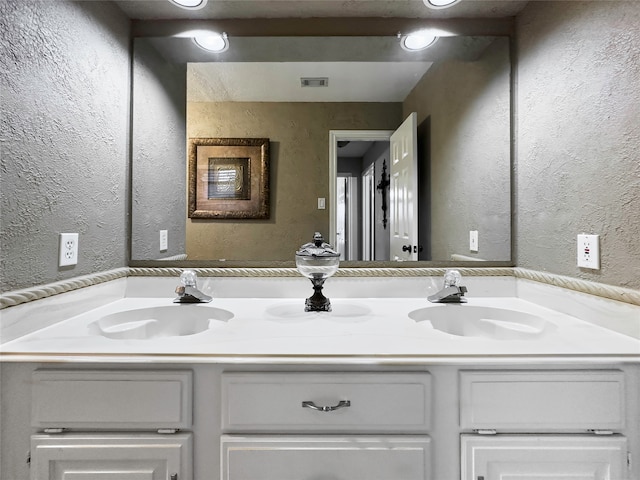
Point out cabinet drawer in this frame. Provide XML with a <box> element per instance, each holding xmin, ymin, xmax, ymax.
<box><xmin>222</xmin><ymin>372</ymin><xmax>431</xmax><ymax>433</ymax></box>
<box><xmin>460</xmin><ymin>370</ymin><xmax>625</xmax><ymax>431</ymax></box>
<box><xmin>32</xmin><ymin>370</ymin><xmax>192</xmax><ymax>430</ymax></box>
<box><xmin>221</xmin><ymin>435</ymin><xmax>431</xmax><ymax>480</ymax></box>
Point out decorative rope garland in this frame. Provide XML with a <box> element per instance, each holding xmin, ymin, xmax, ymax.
<box><xmin>1</xmin><ymin>266</ymin><xmax>638</xmax><ymax>309</ymax></box>
<box><xmin>514</xmin><ymin>268</ymin><xmax>640</xmax><ymax>306</ymax></box>
<box><xmin>126</xmin><ymin>267</ymin><xmax>515</xmax><ymax>278</ymax></box>
<box><xmin>0</xmin><ymin>268</ymin><xmax>129</xmax><ymax>309</ymax></box>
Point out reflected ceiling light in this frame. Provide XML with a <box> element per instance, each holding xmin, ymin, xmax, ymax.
<box><xmin>423</xmin><ymin>0</ymin><xmax>461</xmax><ymax>9</ymax></box>
<box><xmin>400</xmin><ymin>30</ymin><xmax>438</xmax><ymax>51</ymax></box>
<box><xmin>169</xmin><ymin>0</ymin><xmax>208</xmax><ymax>9</ymax></box>
<box><xmin>193</xmin><ymin>32</ymin><xmax>229</xmax><ymax>52</ymax></box>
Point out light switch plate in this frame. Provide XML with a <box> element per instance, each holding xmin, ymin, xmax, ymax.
<box><xmin>469</xmin><ymin>230</ymin><xmax>479</xmax><ymax>252</ymax></box>
<box><xmin>577</xmin><ymin>234</ymin><xmax>600</xmax><ymax>269</ymax></box>
<box><xmin>318</xmin><ymin>198</ymin><xmax>326</xmax><ymax>210</ymax></box>
<box><xmin>59</xmin><ymin>233</ymin><xmax>78</xmax><ymax>267</ymax></box>
<box><xmin>160</xmin><ymin>230</ymin><xmax>168</xmax><ymax>251</ymax></box>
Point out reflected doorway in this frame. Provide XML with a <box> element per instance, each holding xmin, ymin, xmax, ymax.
<box><xmin>330</xmin><ymin>133</ymin><xmax>393</xmax><ymax>261</ymax></box>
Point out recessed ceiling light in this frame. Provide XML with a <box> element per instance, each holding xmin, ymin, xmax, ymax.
<box><xmin>423</xmin><ymin>0</ymin><xmax>461</xmax><ymax>9</ymax></box>
<box><xmin>193</xmin><ymin>32</ymin><xmax>229</xmax><ymax>52</ymax></box>
<box><xmin>169</xmin><ymin>0</ymin><xmax>208</xmax><ymax>10</ymax></box>
<box><xmin>400</xmin><ymin>31</ymin><xmax>438</xmax><ymax>51</ymax></box>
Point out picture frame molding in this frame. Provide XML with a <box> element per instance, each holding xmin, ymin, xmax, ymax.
<box><xmin>188</xmin><ymin>137</ymin><xmax>270</xmax><ymax>219</ymax></box>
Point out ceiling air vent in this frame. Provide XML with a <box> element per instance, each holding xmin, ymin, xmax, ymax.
<box><xmin>301</xmin><ymin>77</ymin><xmax>329</xmax><ymax>87</ymax></box>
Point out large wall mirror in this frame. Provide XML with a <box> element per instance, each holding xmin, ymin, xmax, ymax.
<box><xmin>131</xmin><ymin>20</ymin><xmax>512</xmax><ymax>267</ymax></box>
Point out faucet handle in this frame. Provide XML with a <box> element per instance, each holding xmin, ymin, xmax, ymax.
<box><xmin>180</xmin><ymin>269</ymin><xmax>198</xmax><ymax>288</ymax></box>
<box><xmin>443</xmin><ymin>269</ymin><xmax>462</xmax><ymax>287</ymax></box>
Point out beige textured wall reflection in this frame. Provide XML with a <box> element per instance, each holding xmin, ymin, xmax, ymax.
<box><xmin>403</xmin><ymin>38</ymin><xmax>511</xmax><ymax>262</ymax></box>
<box><xmin>187</xmin><ymin>102</ymin><xmax>402</xmax><ymax>260</ymax></box>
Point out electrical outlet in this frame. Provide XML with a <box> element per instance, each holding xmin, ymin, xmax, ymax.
<box><xmin>160</xmin><ymin>230</ymin><xmax>168</xmax><ymax>251</ymax></box>
<box><xmin>577</xmin><ymin>234</ymin><xmax>600</xmax><ymax>269</ymax></box>
<box><xmin>59</xmin><ymin>233</ymin><xmax>78</xmax><ymax>267</ymax></box>
<box><xmin>469</xmin><ymin>230</ymin><xmax>479</xmax><ymax>252</ymax></box>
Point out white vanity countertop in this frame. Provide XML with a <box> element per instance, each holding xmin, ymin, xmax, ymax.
<box><xmin>1</xmin><ymin>296</ymin><xmax>639</xmax><ymax>364</ymax></box>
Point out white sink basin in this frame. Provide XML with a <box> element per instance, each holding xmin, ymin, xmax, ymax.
<box><xmin>89</xmin><ymin>305</ymin><xmax>234</xmax><ymax>340</ymax></box>
<box><xmin>408</xmin><ymin>305</ymin><xmax>554</xmax><ymax>340</ymax></box>
<box><xmin>264</xmin><ymin>302</ymin><xmax>373</xmax><ymax>323</ymax></box>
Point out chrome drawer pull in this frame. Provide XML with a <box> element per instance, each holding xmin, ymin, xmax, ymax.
<box><xmin>302</xmin><ymin>400</ymin><xmax>351</xmax><ymax>412</ymax></box>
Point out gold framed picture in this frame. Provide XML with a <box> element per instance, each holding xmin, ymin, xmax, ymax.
<box><xmin>188</xmin><ymin>138</ymin><xmax>270</xmax><ymax>219</ymax></box>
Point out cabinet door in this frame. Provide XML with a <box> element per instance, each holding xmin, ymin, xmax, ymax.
<box><xmin>222</xmin><ymin>435</ymin><xmax>431</xmax><ymax>480</ymax></box>
<box><xmin>31</xmin><ymin>433</ymin><xmax>192</xmax><ymax>480</ymax></box>
<box><xmin>461</xmin><ymin>435</ymin><xmax>628</xmax><ymax>480</ymax></box>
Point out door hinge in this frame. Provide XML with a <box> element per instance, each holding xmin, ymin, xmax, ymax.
<box><xmin>157</xmin><ymin>428</ymin><xmax>178</xmax><ymax>434</ymax></box>
<box><xmin>589</xmin><ymin>429</ymin><xmax>614</xmax><ymax>435</ymax></box>
<box><xmin>43</xmin><ymin>428</ymin><xmax>66</xmax><ymax>434</ymax></box>
<box><xmin>628</xmin><ymin>452</ymin><xmax>632</xmax><ymax>470</ymax></box>
<box><xmin>474</xmin><ymin>429</ymin><xmax>497</xmax><ymax>435</ymax></box>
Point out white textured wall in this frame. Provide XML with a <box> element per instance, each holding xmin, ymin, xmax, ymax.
<box><xmin>0</xmin><ymin>0</ymin><xmax>130</xmax><ymax>292</ymax></box>
<box><xmin>516</xmin><ymin>1</ymin><xmax>640</xmax><ymax>289</ymax></box>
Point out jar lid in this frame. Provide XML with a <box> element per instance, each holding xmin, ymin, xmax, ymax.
<box><xmin>296</xmin><ymin>232</ymin><xmax>340</xmax><ymax>257</ymax></box>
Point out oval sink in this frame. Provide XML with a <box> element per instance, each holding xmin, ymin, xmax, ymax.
<box><xmin>89</xmin><ymin>305</ymin><xmax>234</xmax><ymax>340</ymax></box>
<box><xmin>408</xmin><ymin>305</ymin><xmax>554</xmax><ymax>340</ymax></box>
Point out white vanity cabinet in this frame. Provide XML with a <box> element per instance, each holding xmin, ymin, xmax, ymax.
<box><xmin>459</xmin><ymin>370</ymin><xmax>630</xmax><ymax>479</ymax></box>
<box><xmin>220</xmin><ymin>372</ymin><xmax>433</xmax><ymax>480</ymax></box>
<box><xmin>3</xmin><ymin>364</ymin><xmax>637</xmax><ymax>480</ymax></box>
<box><xmin>29</xmin><ymin>370</ymin><xmax>193</xmax><ymax>480</ymax></box>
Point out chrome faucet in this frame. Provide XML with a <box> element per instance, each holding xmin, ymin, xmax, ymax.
<box><xmin>173</xmin><ymin>269</ymin><xmax>212</xmax><ymax>303</ymax></box>
<box><xmin>428</xmin><ymin>269</ymin><xmax>468</xmax><ymax>303</ymax></box>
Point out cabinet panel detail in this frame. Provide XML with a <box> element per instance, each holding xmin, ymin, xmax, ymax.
<box><xmin>31</xmin><ymin>433</ymin><xmax>192</xmax><ymax>480</ymax></box>
<box><xmin>32</xmin><ymin>370</ymin><xmax>192</xmax><ymax>430</ymax></box>
<box><xmin>222</xmin><ymin>435</ymin><xmax>431</xmax><ymax>480</ymax></box>
<box><xmin>221</xmin><ymin>372</ymin><xmax>431</xmax><ymax>433</ymax></box>
<box><xmin>460</xmin><ymin>370</ymin><xmax>625</xmax><ymax>431</ymax></box>
<box><xmin>461</xmin><ymin>434</ymin><xmax>628</xmax><ymax>480</ymax></box>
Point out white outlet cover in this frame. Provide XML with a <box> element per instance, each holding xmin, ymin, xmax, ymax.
<box><xmin>59</xmin><ymin>233</ymin><xmax>78</xmax><ymax>267</ymax></box>
<box><xmin>469</xmin><ymin>230</ymin><xmax>479</xmax><ymax>252</ymax></box>
<box><xmin>160</xmin><ymin>230</ymin><xmax>168</xmax><ymax>251</ymax></box>
<box><xmin>577</xmin><ymin>234</ymin><xmax>600</xmax><ymax>269</ymax></box>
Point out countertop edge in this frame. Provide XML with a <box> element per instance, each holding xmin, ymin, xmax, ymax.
<box><xmin>2</xmin><ymin>352</ymin><xmax>639</xmax><ymax>365</ymax></box>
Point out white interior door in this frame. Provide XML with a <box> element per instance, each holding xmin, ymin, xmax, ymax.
<box><xmin>390</xmin><ymin>112</ymin><xmax>418</xmax><ymax>261</ymax></box>
<box><xmin>336</xmin><ymin>176</ymin><xmax>347</xmax><ymax>259</ymax></box>
<box><xmin>362</xmin><ymin>164</ymin><xmax>375</xmax><ymax>261</ymax></box>
<box><xmin>336</xmin><ymin>174</ymin><xmax>358</xmax><ymax>260</ymax></box>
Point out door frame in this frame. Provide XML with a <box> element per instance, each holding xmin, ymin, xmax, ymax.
<box><xmin>329</xmin><ymin>130</ymin><xmax>393</xmax><ymax>249</ymax></box>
